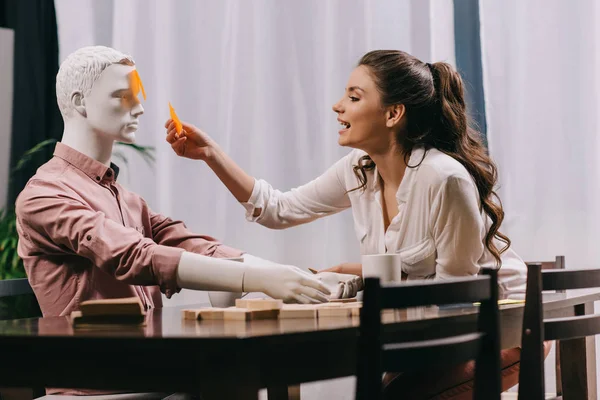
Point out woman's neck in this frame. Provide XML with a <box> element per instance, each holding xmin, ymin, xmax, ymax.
<box><xmin>369</xmin><ymin>143</ymin><xmax>408</xmax><ymax>190</ymax></box>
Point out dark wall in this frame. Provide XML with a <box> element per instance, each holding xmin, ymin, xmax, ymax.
<box><xmin>0</xmin><ymin>0</ymin><xmax>63</xmax><ymax>207</ymax></box>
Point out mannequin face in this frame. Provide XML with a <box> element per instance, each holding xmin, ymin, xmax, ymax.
<box><xmin>80</xmin><ymin>64</ymin><xmax>144</xmax><ymax>143</ymax></box>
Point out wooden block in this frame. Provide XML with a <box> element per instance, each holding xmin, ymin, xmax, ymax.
<box><xmin>279</xmin><ymin>306</ymin><xmax>318</xmax><ymax>319</ymax></box>
<box><xmin>182</xmin><ymin>308</ymin><xmax>226</xmax><ymax>320</ymax></box>
<box><xmin>199</xmin><ymin>309</ymin><xmax>226</xmax><ymax>320</ymax></box>
<box><xmin>341</xmin><ymin>303</ymin><xmax>362</xmax><ymax>316</ymax></box>
<box><xmin>235</xmin><ymin>298</ymin><xmax>283</xmax><ymax>310</ymax></box>
<box><xmin>71</xmin><ymin>310</ymin><xmax>145</xmax><ymax>327</ymax></box>
<box><xmin>318</xmin><ymin>307</ymin><xmax>353</xmax><ymax>318</ymax></box>
<box><xmin>224</xmin><ymin>308</ymin><xmax>280</xmax><ymax>321</ymax></box>
<box><xmin>182</xmin><ymin>309</ymin><xmax>202</xmax><ymax>320</ymax></box>
<box><xmin>316</xmin><ymin>302</ymin><xmax>343</xmax><ymax>308</ymax></box>
<box><xmin>329</xmin><ymin>298</ymin><xmax>358</xmax><ymax>303</ymax></box>
<box><xmin>79</xmin><ymin>297</ymin><xmax>144</xmax><ymax>316</ymax></box>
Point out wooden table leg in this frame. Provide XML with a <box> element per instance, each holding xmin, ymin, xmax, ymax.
<box><xmin>559</xmin><ymin>302</ymin><xmax>597</xmax><ymax>400</ymax></box>
<box><xmin>555</xmin><ymin>341</ymin><xmax>562</xmax><ymax>397</ymax></box>
<box><xmin>267</xmin><ymin>385</ymin><xmax>301</xmax><ymax>400</ymax></box>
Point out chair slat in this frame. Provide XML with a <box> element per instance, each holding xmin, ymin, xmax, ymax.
<box><xmin>0</xmin><ymin>278</ymin><xmax>34</xmax><ymax>297</ymax></box>
<box><xmin>542</xmin><ymin>268</ymin><xmax>600</xmax><ymax>291</ymax></box>
<box><xmin>357</xmin><ymin>271</ymin><xmax>500</xmax><ymax>400</ymax></box>
<box><xmin>382</xmin><ymin>333</ymin><xmax>482</xmax><ymax>371</ymax></box>
<box><xmin>0</xmin><ymin>278</ymin><xmax>41</xmax><ymax>321</ymax></box>
<box><xmin>380</xmin><ymin>275</ymin><xmax>491</xmax><ymax>309</ymax></box>
<box><xmin>544</xmin><ymin>314</ymin><xmax>600</xmax><ymax>341</ymax></box>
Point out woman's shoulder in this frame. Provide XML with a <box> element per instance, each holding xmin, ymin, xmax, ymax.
<box><xmin>414</xmin><ymin>148</ymin><xmax>474</xmax><ymax>188</ymax></box>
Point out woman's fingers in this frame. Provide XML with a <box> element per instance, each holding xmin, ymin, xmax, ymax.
<box><xmin>172</xmin><ymin>137</ymin><xmax>187</xmax><ymax>156</ymax></box>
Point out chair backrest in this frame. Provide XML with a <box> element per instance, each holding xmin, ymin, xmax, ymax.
<box><xmin>518</xmin><ymin>262</ymin><xmax>600</xmax><ymax>399</ymax></box>
<box><xmin>527</xmin><ymin>255</ymin><xmax>565</xmax><ymax>292</ymax></box>
<box><xmin>356</xmin><ymin>269</ymin><xmax>501</xmax><ymax>400</ymax></box>
<box><xmin>0</xmin><ymin>278</ymin><xmax>42</xmax><ymax>320</ymax></box>
<box><xmin>0</xmin><ymin>278</ymin><xmax>45</xmax><ymax>400</ymax></box>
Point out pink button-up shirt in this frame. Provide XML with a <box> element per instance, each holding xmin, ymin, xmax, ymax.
<box><xmin>16</xmin><ymin>142</ymin><xmax>243</xmax><ymax>318</ymax></box>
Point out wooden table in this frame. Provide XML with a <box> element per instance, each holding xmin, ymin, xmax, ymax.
<box><xmin>0</xmin><ymin>290</ymin><xmax>599</xmax><ymax>400</ymax></box>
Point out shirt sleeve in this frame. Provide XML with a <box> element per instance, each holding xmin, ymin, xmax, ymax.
<box><xmin>431</xmin><ymin>175</ymin><xmax>485</xmax><ymax>279</ymax></box>
<box><xmin>148</xmin><ymin>207</ymin><xmax>244</xmax><ymax>259</ymax></box>
<box><xmin>16</xmin><ymin>180</ymin><xmax>183</xmax><ymax>297</ymax></box>
<box><xmin>240</xmin><ymin>153</ymin><xmax>353</xmax><ymax>229</ymax></box>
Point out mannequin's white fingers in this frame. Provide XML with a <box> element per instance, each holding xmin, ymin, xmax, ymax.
<box><xmin>355</xmin><ymin>277</ymin><xmax>365</xmax><ymax>291</ymax></box>
<box><xmin>289</xmin><ymin>293</ymin><xmax>311</xmax><ymax>304</ymax></box>
<box><xmin>296</xmin><ymin>286</ymin><xmax>328</xmax><ymax>303</ymax></box>
<box><xmin>300</xmin><ymin>276</ymin><xmax>331</xmax><ymax>296</ymax></box>
<box><xmin>348</xmin><ymin>281</ymin><xmax>358</xmax><ymax>297</ymax></box>
<box><xmin>328</xmin><ymin>283</ymin><xmax>343</xmax><ymax>299</ymax></box>
<box><xmin>343</xmin><ymin>281</ymin><xmax>354</xmax><ymax>298</ymax></box>
<box><xmin>347</xmin><ymin>281</ymin><xmax>358</xmax><ymax>298</ymax></box>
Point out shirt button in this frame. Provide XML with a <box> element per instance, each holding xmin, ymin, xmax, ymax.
<box><xmin>86</xmin><ymin>235</ymin><xmax>92</xmax><ymax>241</ymax></box>
<box><xmin>107</xmin><ymin>170</ymin><xmax>112</xmax><ymax>177</ymax></box>
<box><xmin>95</xmin><ymin>176</ymin><xmax>101</xmax><ymax>181</ymax></box>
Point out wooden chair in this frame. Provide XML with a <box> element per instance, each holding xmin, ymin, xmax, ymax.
<box><xmin>0</xmin><ymin>278</ymin><xmax>44</xmax><ymax>400</ymax></box>
<box><xmin>356</xmin><ymin>269</ymin><xmax>501</xmax><ymax>400</ymax></box>
<box><xmin>524</xmin><ymin>255</ymin><xmax>565</xmax><ymax>397</ymax></box>
<box><xmin>518</xmin><ymin>263</ymin><xmax>600</xmax><ymax>399</ymax></box>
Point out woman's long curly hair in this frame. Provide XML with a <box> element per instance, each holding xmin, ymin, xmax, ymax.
<box><xmin>353</xmin><ymin>50</ymin><xmax>510</xmax><ymax>265</ymax></box>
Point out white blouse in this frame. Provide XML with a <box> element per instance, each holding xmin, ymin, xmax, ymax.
<box><xmin>242</xmin><ymin>147</ymin><xmax>527</xmax><ymax>296</ymax></box>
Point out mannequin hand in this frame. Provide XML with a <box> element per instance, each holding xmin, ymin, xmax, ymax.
<box><xmin>165</xmin><ymin>119</ymin><xmax>218</xmax><ymax>160</ymax></box>
<box><xmin>315</xmin><ymin>272</ymin><xmax>364</xmax><ymax>299</ymax></box>
<box><xmin>243</xmin><ymin>264</ymin><xmax>331</xmax><ymax>304</ymax></box>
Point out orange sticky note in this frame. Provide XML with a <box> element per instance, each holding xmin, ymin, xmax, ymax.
<box><xmin>129</xmin><ymin>69</ymin><xmax>146</xmax><ymax>102</ymax></box>
<box><xmin>169</xmin><ymin>102</ymin><xmax>183</xmax><ymax>136</ymax></box>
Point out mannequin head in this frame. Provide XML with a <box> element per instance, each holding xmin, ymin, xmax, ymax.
<box><xmin>56</xmin><ymin>46</ymin><xmax>144</xmax><ymax>144</ymax></box>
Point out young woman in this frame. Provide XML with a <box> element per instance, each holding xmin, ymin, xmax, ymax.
<box><xmin>165</xmin><ymin>49</ymin><xmax>551</xmax><ymax>397</ymax></box>
<box><xmin>165</xmin><ymin>50</ymin><xmax>526</xmax><ymax>296</ymax></box>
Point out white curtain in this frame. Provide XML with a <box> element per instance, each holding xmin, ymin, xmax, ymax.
<box><xmin>481</xmin><ymin>0</ymin><xmax>600</xmax><ymax>268</ymax></box>
<box><xmin>55</xmin><ymin>1</ymin><xmax>454</xmax><ymax>396</ymax></box>
<box><xmin>55</xmin><ymin>0</ymin><xmax>455</xmax><ymax>296</ymax></box>
<box><xmin>480</xmin><ymin>0</ymin><xmax>600</xmax><ymax>394</ymax></box>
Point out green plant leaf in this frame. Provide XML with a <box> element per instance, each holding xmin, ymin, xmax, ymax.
<box><xmin>0</xmin><ymin>248</ymin><xmax>10</xmax><ymax>270</ymax></box>
<box><xmin>10</xmin><ymin>138</ymin><xmax>58</xmax><ymax>177</ymax></box>
<box><xmin>115</xmin><ymin>142</ymin><xmax>155</xmax><ymax>167</ymax></box>
<box><xmin>111</xmin><ymin>151</ymin><xmax>130</xmax><ymax>168</ymax></box>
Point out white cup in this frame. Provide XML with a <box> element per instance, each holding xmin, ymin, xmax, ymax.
<box><xmin>207</xmin><ymin>257</ymin><xmax>245</xmax><ymax>308</ymax></box>
<box><xmin>361</xmin><ymin>254</ymin><xmax>403</xmax><ymax>283</ymax></box>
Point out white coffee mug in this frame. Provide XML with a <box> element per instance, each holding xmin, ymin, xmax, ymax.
<box><xmin>207</xmin><ymin>257</ymin><xmax>245</xmax><ymax>308</ymax></box>
<box><xmin>361</xmin><ymin>254</ymin><xmax>403</xmax><ymax>283</ymax></box>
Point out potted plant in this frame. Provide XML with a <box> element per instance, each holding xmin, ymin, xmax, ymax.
<box><xmin>0</xmin><ymin>139</ymin><xmax>155</xmax><ymax>280</ymax></box>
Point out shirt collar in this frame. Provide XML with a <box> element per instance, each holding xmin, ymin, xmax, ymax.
<box><xmin>54</xmin><ymin>142</ymin><xmax>120</xmax><ymax>184</ymax></box>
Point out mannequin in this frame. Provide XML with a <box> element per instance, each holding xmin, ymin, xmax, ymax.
<box><xmin>53</xmin><ymin>45</ymin><xmax>359</xmax><ymax>302</ymax></box>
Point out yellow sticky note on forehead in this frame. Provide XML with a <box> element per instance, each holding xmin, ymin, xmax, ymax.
<box><xmin>129</xmin><ymin>69</ymin><xmax>146</xmax><ymax>101</ymax></box>
<box><xmin>169</xmin><ymin>102</ymin><xmax>183</xmax><ymax>135</ymax></box>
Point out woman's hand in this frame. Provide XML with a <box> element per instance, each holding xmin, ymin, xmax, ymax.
<box><xmin>319</xmin><ymin>262</ymin><xmax>363</xmax><ymax>277</ymax></box>
<box><xmin>165</xmin><ymin>119</ymin><xmax>218</xmax><ymax>161</ymax></box>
